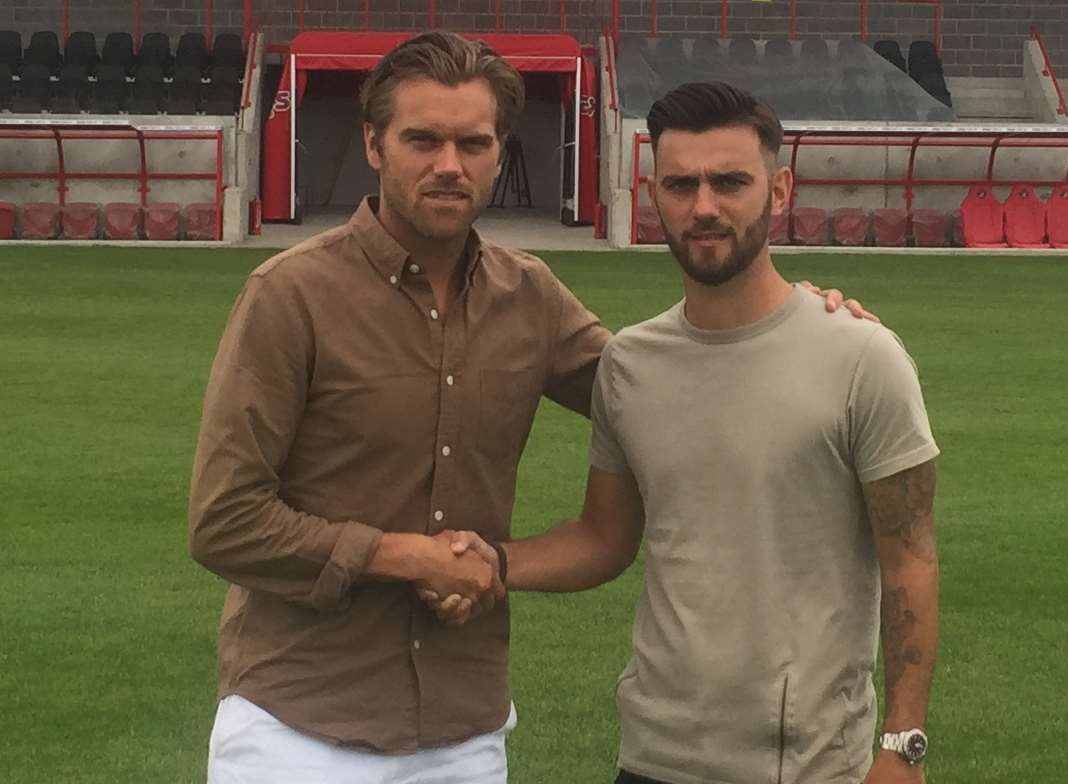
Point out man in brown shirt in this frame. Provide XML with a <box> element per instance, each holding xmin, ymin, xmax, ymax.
<box><xmin>190</xmin><ymin>32</ymin><xmax>868</xmax><ymax>784</ymax></box>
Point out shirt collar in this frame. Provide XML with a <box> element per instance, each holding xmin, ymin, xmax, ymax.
<box><xmin>349</xmin><ymin>196</ymin><xmax>484</xmax><ymax>287</ymax></box>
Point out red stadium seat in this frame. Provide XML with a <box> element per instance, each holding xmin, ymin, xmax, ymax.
<box><xmin>144</xmin><ymin>202</ymin><xmax>179</xmax><ymax>240</ymax></box>
<box><xmin>62</xmin><ymin>202</ymin><xmax>98</xmax><ymax>239</ymax></box>
<box><xmin>1048</xmin><ymin>184</ymin><xmax>1068</xmax><ymax>249</ymax></box>
<box><xmin>184</xmin><ymin>202</ymin><xmax>218</xmax><ymax>240</ymax></box>
<box><xmin>21</xmin><ymin>202</ymin><xmax>61</xmax><ymax>239</ymax></box>
<box><xmin>960</xmin><ymin>184</ymin><xmax>1007</xmax><ymax>248</ymax></box>
<box><xmin>1003</xmin><ymin>183</ymin><xmax>1048</xmax><ymax>248</ymax></box>
<box><xmin>791</xmin><ymin>207</ymin><xmax>828</xmax><ymax>245</ymax></box>
<box><xmin>104</xmin><ymin>202</ymin><xmax>142</xmax><ymax>239</ymax></box>
<box><xmin>635</xmin><ymin>205</ymin><xmax>665</xmax><ymax>244</ymax></box>
<box><xmin>0</xmin><ymin>201</ymin><xmax>15</xmax><ymax>239</ymax></box>
<box><xmin>769</xmin><ymin>210</ymin><xmax>789</xmax><ymax>245</ymax></box>
<box><xmin>872</xmin><ymin>208</ymin><xmax>907</xmax><ymax>247</ymax></box>
<box><xmin>910</xmin><ymin>208</ymin><xmax>947</xmax><ymax>247</ymax></box>
<box><xmin>950</xmin><ymin>208</ymin><xmax>964</xmax><ymax>246</ymax></box>
<box><xmin>832</xmin><ymin>207</ymin><xmax>869</xmax><ymax>246</ymax></box>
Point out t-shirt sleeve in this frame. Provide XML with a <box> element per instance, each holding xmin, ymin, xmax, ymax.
<box><xmin>849</xmin><ymin>327</ymin><xmax>940</xmax><ymax>483</ymax></box>
<box><xmin>588</xmin><ymin>341</ymin><xmax>632</xmax><ymax>476</ymax></box>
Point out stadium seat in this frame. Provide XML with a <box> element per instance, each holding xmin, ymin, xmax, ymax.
<box><xmin>103</xmin><ymin>202</ymin><xmax>142</xmax><ymax>239</ymax></box>
<box><xmin>144</xmin><ymin>202</ymin><xmax>180</xmax><ymax>240</ymax></box>
<box><xmin>960</xmin><ymin>185</ymin><xmax>1008</xmax><ymax>248</ymax></box>
<box><xmin>910</xmin><ymin>208</ymin><xmax>948</xmax><ymax>247</ymax></box>
<box><xmin>22</xmin><ymin>202</ymin><xmax>61</xmax><ymax>239</ymax></box>
<box><xmin>728</xmin><ymin>37</ymin><xmax>759</xmax><ymax>66</ymax></box>
<box><xmin>176</xmin><ymin>32</ymin><xmax>209</xmax><ymax>72</ymax></box>
<box><xmin>12</xmin><ymin>63</ymin><xmax>52</xmax><ymax>112</ymax></box>
<box><xmin>691</xmin><ymin>38</ymin><xmax>725</xmax><ymax>70</ymax></box>
<box><xmin>791</xmin><ymin>207</ymin><xmax>828</xmax><ymax>245</ymax></box>
<box><xmin>0</xmin><ymin>30</ymin><xmax>22</xmax><ymax>73</ymax></box>
<box><xmin>138</xmin><ymin>33</ymin><xmax>173</xmax><ymax>73</ymax></box>
<box><xmin>908</xmin><ymin>40</ymin><xmax>942</xmax><ymax>78</ymax></box>
<box><xmin>65</xmin><ymin>31</ymin><xmax>99</xmax><ymax>74</ymax></box>
<box><xmin>1047</xmin><ymin>184</ymin><xmax>1068</xmax><ymax>249</ymax></box>
<box><xmin>1003</xmin><ymin>183</ymin><xmax>1049</xmax><ymax>248</ymax></box>
<box><xmin>800</xmin><ymin>38</ymin><xmax>831</xmax><ymax>63</ymax></box>
<box><xmin>873</xmin><ymin>40</ymin><xmax>906</xmax><ymax>72</ymax></box>
<box><xmin>130</xmin><ymin>64</ymin><xmax>165</xmax><ymax>113</ymax></box>
<box><xmin>763</xmin><ymin>38</ymin><xmax>794</xmax><ymax>65</ymax></box>
<box><xmin>203</xmin><ymin>97</ymin><xmax>236</xmax><ymax>115</ymax></box>
<box><xmin>655</xmin><ymin>37</ymin><xmax>688</xmax><ymax>70</ymax></box>
<box><xmin>211</xmin><ymin>33</ymin><xmax>246</xmax><ymax>70</ymax></box>
<box><xmin>917</xmin><ymin>71</ymin><xmax>952</xmax><ymax>107</ymax></box>
<box><xmin>769</xmin><ymin>210</ymin><xmax>789</xmax><ymax>245</ymax></box>
<box><xmin>62</xmin><ymin>202</ymin><xmax>98</xmax><ymax>239</ymax></box>
<box><xmin>0</xmin><ymin>63</ymin><xmax>13</xmax><ymax>110</ymax></box>
<box><xmin>832</xmin><ymin>207</ymin><xmax>869</xmax><ymax>245</ymax></box>
<box><xmin>184</xmin><ymin>203</ymin><xmax>218</xmax><ymax>240</ymax></box>
<box><xmin>872</xmin><ymin>208</ymin><xmax>908</xmax><ymax>247</ymax></box>
<box><xmin>102</xmin><ymin>32</ymin><xmax>135</xmax><ymax>74</ymax></box>
<box><xmin>635</xmin><ymin>205</ymin><xmax>665</xmax><ymax>244</ymax></box>
<box><xmin>55</xmin><ymin>63</ymin><xmax>90</xmax><ymax>112</ymax></box>
<box><xmin>0</xmin><ymin>201</ymin><xmax>15</xmax><ymax>239</ymax></box>
<box><xmin>950</xmin><ymin>208</ymin><xmax>964</xmax><ymax>246</ymax></box>
<box><xmin>170</xmin><ymin>65</ymin><xmax>203</xmax><ymax>106</ymax></box>
<box><xmin>25</xmin><ymin>30</ymin><xmax>63</xmax><ymax>74</ymax></box>
<box><xmin>91</xmin><ymin>65</ymin><xmax>128</xmax><ymax>113</ymax></box>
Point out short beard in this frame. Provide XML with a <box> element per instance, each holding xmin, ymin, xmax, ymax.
<box><xmin>664</xmin><ymin>192</ymin><xmax>773</xmax><ymax>287</ymax></box>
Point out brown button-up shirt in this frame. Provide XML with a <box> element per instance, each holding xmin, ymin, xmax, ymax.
<box><xmin>188</xmin><ymin>197</ymin><xmax>609</xmax><ymax>753</ymax></box>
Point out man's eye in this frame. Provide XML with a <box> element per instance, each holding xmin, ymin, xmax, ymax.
<box><xmin>665</xmin><ymin>180</ymin><xmax>695</xmax><ymax>193</ymax></box>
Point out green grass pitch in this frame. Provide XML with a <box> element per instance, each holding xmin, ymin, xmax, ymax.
<box><xmin>1</xmin><ymin>245</ymin><xmax>1066</xmax><ymax>782</ymax></box>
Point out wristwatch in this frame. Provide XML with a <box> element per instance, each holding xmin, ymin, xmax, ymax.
<box><xmin>879</xmin><ymin>728</ymin><xmax>928</xmax><ymax>765</ymax></box>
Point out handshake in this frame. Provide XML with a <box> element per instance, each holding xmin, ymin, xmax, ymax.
<box><xmin>414</xmin><ymin>530</ymin><xmax>507</xmax><ymax>626</ymax></box>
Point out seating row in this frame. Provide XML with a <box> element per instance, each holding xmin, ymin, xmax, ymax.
<box><xmin>0</xmin><ymin>202</ymin><xmax>219</xmax><ymax>241</ymax></box>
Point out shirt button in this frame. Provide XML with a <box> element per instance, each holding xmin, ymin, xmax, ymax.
<box><xmin>388</xmin><ymin>275</ymin><xmax>398</xmax><ymax>285</ymax></box>
<box><xmin>434</xmin><ymin>510</ymin><xmax>444</xmax><ymax>522</ymax></box>
<box><xmin>430</xmin><ymin>308</ymin><xmax>439</xmax><ymax>320</ymax></box>
<box><xmin>441</xmin><ymin>445</ymin><xmax>451</xmax><ymax>456</ymax></box>
<box><xmin>409</xmin><ymin>264</ymin><xmax>421</xmax><ymax>274</ymax></box>
<box><xmin>446</xmin><ymin>375</ymin><xmax>454</xmax><ymax>386</ymax></box>
<box><xmin>413</xmin><ymin>639</ymin><xmax>421</xmax><ymax>650</ymax></box>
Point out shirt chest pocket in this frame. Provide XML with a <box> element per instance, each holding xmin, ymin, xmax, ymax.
<box><xmin>477</xmin><ymin>368</ymin><xmax>543</xmax><ymax>458</ymax></box>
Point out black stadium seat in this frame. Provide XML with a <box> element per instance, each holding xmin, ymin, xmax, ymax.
<box><xmin>202</xmin><ymin>97</ymin><xmax>236</xmax><ymax>115</ymax></box>
<box><xmin>0</xmin><ymin>63</ymin><xmax>14</xmax><ymax>109</ymax></box>
<box><xmin>908</xmin><ymin>40</ymin><xmax>942</xmax><ymax>78</ymax></box>
<box><xmin>25</xmin><ymin>30</ymin><xmax>63</xmax><ymax>75</ymax></box>
<box><xmin>763</xmin><ymin>38</ymin><xmax>793</xmax><ymax>64</ymax></box>
<box><xmin>800</xmin><ymin>38</ymin><xmax>831</xmax><ymax>63</ymax></box>
<box><xmin>873</xmin><ymin>39</ymin><xmax>906</xmax><ymax>72</ymax></box>
<box><xmin>0</xmin><ymin>30</ymin><xmax>22</xmax><ymax>73</ymax></box>
<box><xmin>211</xmin><ymin>33</ymin><xmax>245</xmax><ymax>70</ymax></box>
<box><xmin>728</xmin><ymin>37</ymin><xmax>758</xmax><ymax>66</ymax></box>
<box><xmin>12</xmin><ymin>63</ymin><xmax>52</xmax><ymax>112</ymax></box>
<box><xmin>92</xmin><ymin>64</ymin><xmax>128</xmax><ymax>113</ymax></box>
<box><xmin>65</xmin><ymin>31</ymin><xmax>99</xmax><ymax>74</ymax></box>
<box><xmin>176</xmin><ymin>32</ymin><xmax>209</xmax><ymax>72</ymax></box>
<box><xmin>130</xmin><ymin>64</ymin><xmax>165</xmax><ymax>112</ymax></box>
<box><xmin>170</xmin><ymin>65</ymin><xmax>203</xmax><ymax>107</ymax></box>
<box><xmin>138</xmin><ymin>32</ymin><xmax>172</xmax><ymax>73</ymax></box>
<box><xmin>102</xmin><ymin>32</ymin><xmax>135</xmax><ymax>74</ymax></box>
<box><xmin>54</xmin><ymin>63</ymin><xmax>90</xmax><ymax>112</ymax></box>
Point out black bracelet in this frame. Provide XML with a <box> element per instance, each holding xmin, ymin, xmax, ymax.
<box><xmin>489</xmin><ymin>541</ymin><xmax>508</xmax><ymax>585</ymax></box>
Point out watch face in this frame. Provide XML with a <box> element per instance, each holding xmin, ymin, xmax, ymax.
<box><xmin>904</xmin><ymin>732</ymin><xmax>928</xmax><ymax>761</ymax></box>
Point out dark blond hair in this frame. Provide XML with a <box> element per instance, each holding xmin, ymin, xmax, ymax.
<box><xmin>360</xmin><ymin>31</ymin><xmax>525</xmax><ymax>141</ymax></box>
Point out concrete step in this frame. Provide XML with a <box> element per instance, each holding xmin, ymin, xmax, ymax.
<box><xmin>945</xmin><ymin>76</ymin><xmax>1034</xmax><ymax>120</ymax></box>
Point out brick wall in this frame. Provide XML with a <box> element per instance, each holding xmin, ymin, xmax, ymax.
<box><xmin>5</xmin><ymin>0</ymin><xmax>1066</xmax><ymax>79</ymax></box>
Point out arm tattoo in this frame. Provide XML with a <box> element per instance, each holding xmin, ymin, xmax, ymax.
<box><xmin>881</xmin><ymin>586</ymin><xmax>925</xmax><ymax>715</ymax></box>
<box><xmin>864</xmin><ymin>460</ymin><xmax>937</xmax><ymax>563</ymax></box>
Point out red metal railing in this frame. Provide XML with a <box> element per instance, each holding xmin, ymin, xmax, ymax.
<box><xmin>630</xmin><ymin>129</ymin><xmax>1068</xmax><ymax>244</ymax></box>
<box><xmin>0</xmin><ymin>126</ymin><xmax>226</xmax><ymax>241</ymax></box>
<box><xmin>1031</xmin><ymin>26</ymin><xmax>1067</xmax><ymax>117</ymax></box>
<box><xmin>900</xmin><ymin>0</ymin><xmax>942</xmax><ymax>52</ymax></box>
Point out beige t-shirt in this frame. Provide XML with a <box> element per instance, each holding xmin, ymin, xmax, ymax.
<box><xmin>590</xmin><ymin>286</ymin><xmax>939</xmax><ymax>784</ymax></box>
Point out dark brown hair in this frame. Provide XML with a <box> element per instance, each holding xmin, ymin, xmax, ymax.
<box><xmin>360</xmin><ymin>31</ymin><xmax>525</xmax><ymax>141</ymax></box>
<box><xmin>647</xmin><ymin>81</ymin><xmax>783</xmax><ymax>156</ymax></box>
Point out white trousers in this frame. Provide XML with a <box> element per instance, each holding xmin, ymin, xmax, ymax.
<box><xmin>207</xmin><ymin>695</ymin><xmax>517</xmax><ymax>784</ymax></box>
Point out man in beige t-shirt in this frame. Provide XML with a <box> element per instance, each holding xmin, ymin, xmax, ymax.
<box><xmin>445</xmin><ymin>82</ymin><xmax>940</xmax><ymax>784</ymax></box>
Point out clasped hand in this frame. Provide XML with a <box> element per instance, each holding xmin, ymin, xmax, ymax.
<box><xmin>414</xmin><ymin>530</ymin><xmax>505</xmax><ymax>626</ymax></box>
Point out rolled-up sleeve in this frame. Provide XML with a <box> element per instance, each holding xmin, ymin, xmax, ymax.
<box><xmin>188</xmin><ymin>273</ymin><xmax>383</xmax><ymax>612</ymax></box>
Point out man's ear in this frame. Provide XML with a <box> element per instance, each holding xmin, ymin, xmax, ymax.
<box><xmin>364</xmin><ymin>123</ymin><xmax>382</xmax><ymax>172</ymax></box>
<box><xmin>770</xmin><ymin>164</ymin><xmax>793</xmax><ymax>216</ymax></box>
